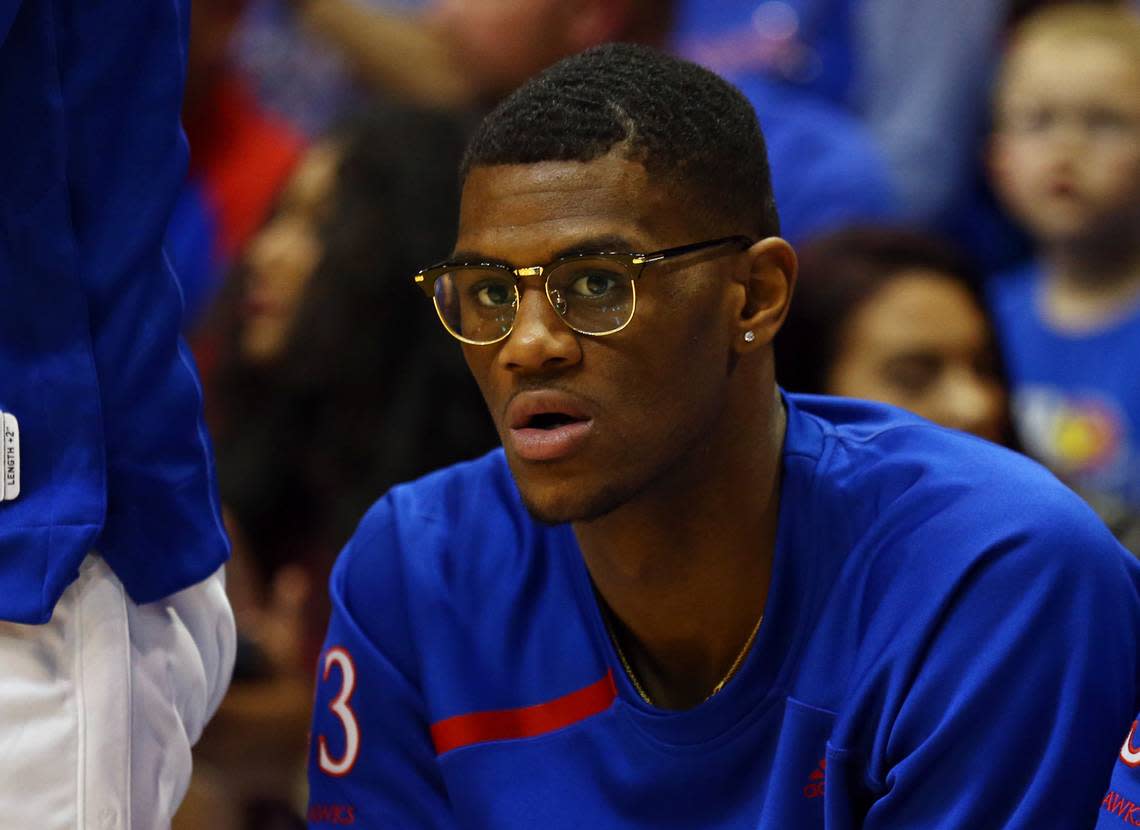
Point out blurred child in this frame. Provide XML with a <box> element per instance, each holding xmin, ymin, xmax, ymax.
<box><xmin>988</xmin><ymin>4</ymin><xmax>1140</xmax><ymax>510</ymax></box>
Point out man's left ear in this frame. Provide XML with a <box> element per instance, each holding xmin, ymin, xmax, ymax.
<box><xmin>734</xmin><ymin>237</ymin><xmax>797</xmax><ymax>353</ymax></box>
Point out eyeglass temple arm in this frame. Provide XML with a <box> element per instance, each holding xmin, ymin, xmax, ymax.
<box><xmin>631</xmin><ymin>235</ymin><xmax>755</xmax><ymax>266</ymax></box>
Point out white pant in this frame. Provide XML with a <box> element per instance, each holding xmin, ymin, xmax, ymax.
<box><xmin>0</xmin><ymin>555</ymin><xmax>236</xmax><ymax>830</ymax></box>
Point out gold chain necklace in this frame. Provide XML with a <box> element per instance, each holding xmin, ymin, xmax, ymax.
<box><xmin>602</xmin><ymin>608</ymin><xmax>764</xmax><ymax>706</ymax></box>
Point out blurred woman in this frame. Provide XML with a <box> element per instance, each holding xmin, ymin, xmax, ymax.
<box><xmin>776</xmin><ymin>226</ymin><xmax>1011</xmax><ymax>444</ymax></box>
<box><xmin>186</xmin><ymin>105</ymin><xmax>499</xmax><ymax>828</ymax></box>
<box><xmin>211</xmin><ymin>107</ymin><xmax>497</xmax><ymax>648</ymax></box>
<box><xmin>776</xmin><ymin>225</ymin><xmax>1139</xmax><ymax>557</ymax></box>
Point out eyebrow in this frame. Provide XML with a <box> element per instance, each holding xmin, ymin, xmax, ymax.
<box><xmin>449</xmin><ymin>234</ymin><xmax>643</xmax><ymax>268</ymax></box>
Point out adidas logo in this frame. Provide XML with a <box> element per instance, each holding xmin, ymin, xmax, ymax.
<box><xmin>803</xmin><ymin>758</ymin><xmax>826</xmax><ymax>799</ymax></box>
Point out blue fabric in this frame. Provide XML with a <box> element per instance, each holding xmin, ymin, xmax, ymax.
<box><xmin>673</xmin><ymin>0</ymin><xmax>856</xmax><ymax>105</ymax></box>
<box><xmin>989</xmin><ymin>264</ymin><xmax>1140</xmax><ymax>507</ymax></box>
<box><xmin>1096</xmin><ymin>721</ymin><xmax>1140</xmax><ymax>828</ymax></box>
<box><xmin>166</xmin><ymin>180</ymin><xmax>222</xmax><ymax>330</ymax></box>
<box><xmin>738</xmin><ymin>74</ymin><xmax>898</xmax><ymax>243</ymax></box>
<box><xmin>307</xmin><ymin>393</ymin><xmax>1140</xmax><ymax>828</ymax></box>
<box><xmin>0</xmin><ymin>0</ymin><xmax>229</xmax><ymax>622</ymax></box>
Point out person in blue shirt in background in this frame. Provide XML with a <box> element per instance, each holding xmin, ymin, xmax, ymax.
<box><xmin>307</xmin><ymin>44</ymin><xmax>1140</xmax><ymax>828</ymax></box>
<box><xmin>276</xmin><ymin>0</ymin><xmax>898</xmax><ymax>244</ymax></box>
<box><xmin>988</xmin><ymin>5</ymin><xmax>1140</xmax><ymax>530</ymax></box>
<box><xmin>0</xmin><ymin>0</ymin><xmax>235</xmax><ymax>827</ymax></box>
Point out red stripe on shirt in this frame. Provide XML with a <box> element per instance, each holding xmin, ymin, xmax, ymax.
<box><xmin>430</xmin><ymin>671</ymin><xmax>617</xmax><ymax>755</ymax></box>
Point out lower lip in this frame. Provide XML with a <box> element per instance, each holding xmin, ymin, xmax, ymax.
<box><xmin>509</xmin><ymin>420</ymin><xmax>593</xmax><ymax>461</ymax></box>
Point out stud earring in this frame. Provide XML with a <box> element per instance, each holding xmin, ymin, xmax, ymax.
<box><xmin>743</xmin><ymin>331</ymin><xmax>756</xmax><ymax>343</ymax></box>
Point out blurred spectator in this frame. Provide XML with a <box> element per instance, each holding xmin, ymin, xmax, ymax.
<box><xmin>189</xmin><ymin>105</ymin><xmax>499</xmax><ymax>827</ymax></box>
<box><xmin>776</xmin><ymin>227</ymin><xmax>1012</xmax><ymax>445</ymax></box>
<box><xmin>738</xmin><ymin>74</ymin><xmax>897</xmax><ymax>242</ymax></box>
<box><xmin>210</xmin><ymin>105</ymin><xmax>498</xmax><ymax>660</ymax></box>
<box><xmin>233</xmin><ymin>0</ymin><xmax>425</xmax><ymax>135</ymax></box>
<box><xmin>169</xmin><ymin>0</ymin><xmax>307</xmax><ymax>330</ymax></box>
<box><xmin>672</xmin><ymin>0</ymin><xmax>1005</xmax><ymax>231</ymax></box>
<box><xmin>274</xmin><ymin>0</ymin><xmax>897</xmax><ymax>242</ymax></box>
<box><xmin>292</xmin><ymin>0</ymin><xmax>674</xmax><ymax>110</ymax></box>
<box><xmin>776</xmin><ymin>225</ymin><xmax>1140</xmax><ymax>555</ymax></box>
<box><xmin>987</xmin><ymin>4</ymin><xmax>1140</xmax><ymax>510</ymax></box>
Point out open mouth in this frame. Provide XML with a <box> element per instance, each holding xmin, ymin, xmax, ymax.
<box><xmin>524</xmin><ymin>412</ymin><xmax>584</xmax><ymax>430</ymax></box>
<box><xmin>506</xmin><ymin>395</ymin><xmax>594</xmax><ymax>461</ymax></box>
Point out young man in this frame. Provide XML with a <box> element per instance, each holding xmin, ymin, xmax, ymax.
<box><xmin>307</xmin><ymin>44</ymin><xmax>1140</xmax><ymax>828</ymax></box>
<box><xmin>0</xmin><ymin>1</ymin><xmax>235</xmax><ymax>827</ymax></box>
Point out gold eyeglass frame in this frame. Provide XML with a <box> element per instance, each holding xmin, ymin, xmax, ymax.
<box><xmin>413</xmin><ymin>235</ymin><xmax>755</xmax><ymax>346</ymax></box>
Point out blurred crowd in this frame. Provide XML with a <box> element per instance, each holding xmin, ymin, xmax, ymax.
<box><xmin>170</xmin><ymin>0</ymin><xmax>1140</xmax><ymax>826</ymax></box>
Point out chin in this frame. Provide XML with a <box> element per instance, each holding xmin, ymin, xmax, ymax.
<box><xmin>514</xmin><ymin>474</ymin><xmax>631</xmax><ymax>526</ymax></box>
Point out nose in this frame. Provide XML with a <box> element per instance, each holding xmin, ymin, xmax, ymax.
<box><xmin>246</xmin><ymin>218</ymin><xmax>292</xmax><ymax>283</ymax></box>
<box><xmin>496</xmin><ymin>285</ymin><xmax>582</xmax><ymax>374</ymax></box>
<box><xmin>938</xmin><ymin>369</ymin><xmax>1006</xmax><ymax>443</ymax></box>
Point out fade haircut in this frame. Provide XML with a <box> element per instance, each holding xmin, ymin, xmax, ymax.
<box><xmin>462</xmin><ymin>43</ymin><xmax>780</xmax><ymax>239</ymax></box>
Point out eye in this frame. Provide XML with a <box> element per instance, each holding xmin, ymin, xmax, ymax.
<box><xmin>1086</xmin><ymin>108</ymin><xmax>1132</xmax><ymax>135</ymax></box>
<box><xmin>472</xmin><ymin>279</ymin><xmax>515</xmax><ymax>309</ymax></box>
<box><xmin>569</xmin><ymin>270</ymin><xmax>620</xmax><ymax>298</ymax></box>
<box><xmin>882</xmin><ymin>354</ymin><xmax>942</xmax><ymax>396</ymax></box>
<box><xmin>1007</xmin><ymin>107</ymin><xmax>1054</xmax><ymax>134</ymax></box>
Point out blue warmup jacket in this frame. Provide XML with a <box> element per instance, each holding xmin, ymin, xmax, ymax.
<box><xmin>0</xmin><ymin>0</ymin><xmax>229</xmax><ymax>623</ymax></box>
<box><xmin>308</xmin><ymin>394</ymin><xmax>1140</xmax><ymax>828</ymax></box>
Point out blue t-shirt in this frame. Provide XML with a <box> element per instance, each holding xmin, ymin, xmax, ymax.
<box><xmin>1097</xmin><ymin>718</ymin><xmax>1140</xmax><ymax>828</ymax></box>
<box><xmin>738</xmin><ymin>74</ymin><xmax>898</xmax><ymax>244</ymax></box>
<box><xmin>989</xmin><ymin>264</ymin><xmax>1140</xmax><ymax>508</ymax></box>
<box><xmin>307</xmin><ymin>394</ymin><xmax>1140</xmax><ymax>828</ymax></box>
<box><xmin>0</xmin><ymin>0</ymin><xmax>229</xmax><ymax>622</ymax></box>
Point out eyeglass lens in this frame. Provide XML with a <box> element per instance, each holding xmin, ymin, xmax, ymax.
<box><xmin>432</xmin><ymin>258</ymin><xmax>636</xmax><ymax>344</ymax></box>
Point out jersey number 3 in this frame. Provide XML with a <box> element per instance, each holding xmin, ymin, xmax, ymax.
<box><xmin>318</xmin><ymin>647</ymin><xmax>360</xmax><ymax>776</ymax></box>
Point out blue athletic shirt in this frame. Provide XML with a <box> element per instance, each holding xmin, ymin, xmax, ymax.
<box><xmin>0</xmin><ymin>0</ymin><xmax>229</xmax><ymax>622</ymax></box>
<box><xmin>989</xmin><ymin>263</ymin><xmax>1140</xmax><ymax>508</ymax></box>
<box><xmin>308</xmin><ymin>394</ymin><xmax>1140</xmax><ymax>828</ymax></box>
<box><xmin>1097</xmin><ymin>717</ymin><xmax>1140</xmax><ymax>828</ymax></box>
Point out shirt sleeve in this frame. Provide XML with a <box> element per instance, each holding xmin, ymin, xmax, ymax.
<box><xmin>307</xmin><ymin>499</ymin><xmax>457</xmax><ymax>829</ymax></box>
<box><xmin>1096</xmin><ymin>720</ymin><xmax>1140</xmax><ymax>829</ymax></box>
<box><xmin>852</xmin><ymin>496</ymin><xmax>1140</xmax><ymax>829</ymax></box>
<box><xmin>56</xmin><ymin>0</ymin><xmax>229</xmax><ymax>600</ymax></box>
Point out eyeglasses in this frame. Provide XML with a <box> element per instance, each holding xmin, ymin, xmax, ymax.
<box><xmin>413</xmin><ymin>235</ymin><xmax>754</xmax><ymax>345</ymax></box>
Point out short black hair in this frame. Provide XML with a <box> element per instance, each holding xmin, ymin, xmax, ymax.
<box><xmin>462</xmin><ymin>43</ymin><xmax>779</xmax><ymax>238</ymax></box>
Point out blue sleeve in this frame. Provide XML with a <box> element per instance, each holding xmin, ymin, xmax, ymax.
<box><xmin>1096</xmin><ymin>720</ymin><xmax>1140</xmax><ymax>828</ymax></box>
<box><xmin>0</xmin><ymin>1</ymin><xmax>20</xmax><ymax>47</ymax></box>
<box><xmin>856</xmin><ymin>499</ymin><xmax>1140</xmax><ymax>828</ymax></box>
<box><xmin>57</xmin><ymin>0</ymin><xmax>229</xmax><ymax>599</ymax></box>
<box><xmin>307</xmin><ymin>498</ymin><xmax>457</xmax><ymax>829</ymax></box>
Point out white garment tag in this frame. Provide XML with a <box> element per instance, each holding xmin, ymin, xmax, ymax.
<box><xmin>2</xmin><ymin>412</ymin><xmax>20</xmax><ymax>501</ymax></box>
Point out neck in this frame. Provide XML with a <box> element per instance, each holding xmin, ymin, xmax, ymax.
<box><xmin>574</xmin><ymin>384</ymin><xmax>785</xmax><ymax>710</ymax></box>
<box><xmin>1042</xmin><ymin>235</ymin><xmax>1140</xmax><ymax>331</ymax></box>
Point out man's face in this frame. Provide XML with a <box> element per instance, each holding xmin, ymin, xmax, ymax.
<box><xmin>991</xmin><ymin>34</ymin><xmax>1140</xmax><ymax>246</ymax></box>
<box><xmin>455</xmin><ymin>153</ymin><xmax>747</xmax><ymax>524</ymax></box>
